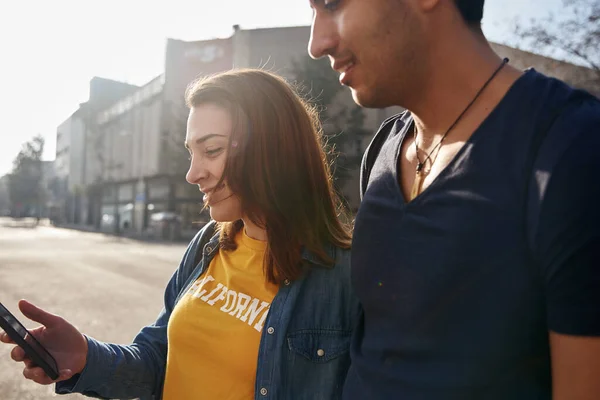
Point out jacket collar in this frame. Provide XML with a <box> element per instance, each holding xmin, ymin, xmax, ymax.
<box><xmin>301</xmin><ymin>244</ymin><xmax>336</xmax><ymax>269</ymax></box>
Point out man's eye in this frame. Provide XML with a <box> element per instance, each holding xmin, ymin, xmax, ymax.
<box><xmin>324</xmin><ymin>0</ymin><xmax>340</xmax><ymax>11</ymax></box>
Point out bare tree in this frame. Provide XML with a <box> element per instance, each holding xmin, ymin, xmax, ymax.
<box><xmin>514</xmin><ymin>0</ymin><xmax>600</xmax><ymax>86</ymax></box>
<box><xmin>8</xmin><ymin>135</ymin><xmax>45</xmax><ymax>218</ymax></box>
<box><xmin>292</xmin><ymin>56</ymin><xmax>371</xmax><ymax>192</ymax></box>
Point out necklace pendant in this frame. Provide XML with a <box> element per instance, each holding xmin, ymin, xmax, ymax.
<box><xmin>410</xmin><ymin>168</ymin><xmax>425</xmax><ymax>201</ymax></box>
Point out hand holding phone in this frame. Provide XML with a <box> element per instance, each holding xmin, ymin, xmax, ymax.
<box><xmin>0</xmin><ymin>300</ymin><xmax>88</xmax><ymax>385</ymax></box>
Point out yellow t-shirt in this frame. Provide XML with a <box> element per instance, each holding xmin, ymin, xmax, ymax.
<box><xmin>162</xmin><ymin>230</ymin><xmax>279</xmax><ymax>400</ymax></box>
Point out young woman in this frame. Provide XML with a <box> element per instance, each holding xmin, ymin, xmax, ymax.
<box><xmin>1</xmin><ymin>69</ymin><xmax>360</xmax><ymax>399</ymax></box>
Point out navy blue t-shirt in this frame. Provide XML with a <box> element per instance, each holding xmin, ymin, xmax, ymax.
<box><xmin>345</xmin><ymin>70</ymin><xmax>600</xmax><ymax>399</ymax></box>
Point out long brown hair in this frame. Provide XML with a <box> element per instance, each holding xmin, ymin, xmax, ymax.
<box><xmin>185</xmin><ymin>69</ymin><xmax>351</xmax><ymax>284</ymax></box>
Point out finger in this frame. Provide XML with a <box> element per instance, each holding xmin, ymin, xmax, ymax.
<box><xmin>24</xmin><ymin>360</ymin><xmax>35</xmax><ymax>370</ymax></box>
<box><xmin>23</xmin><ymin>367</ymin><xmax>73</xmax><ymax>385</ymax></box>
<box><xmin>0</xmin><ymin>332</ymin><xmax>16</xmax><ymax>344</ymax></box>
<box><xmin>18</xmin><ymin>300</ymin><xmax>60</xmax><ymax>328</ymax></box>
<box><xmin>10</xmin><ymin>345</ymin><xmax>26</xmax><ymax>362</ymax></box>
<box><xmin>23</xmin><ymin>366</ymin><xmax>55</xmax><ymax>385</ymax></box>
<box><xmin>57</xmin><ymin>369</ymin><xmax>74</xmax><ymax>382</ymax></box>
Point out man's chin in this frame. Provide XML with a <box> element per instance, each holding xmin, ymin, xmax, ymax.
<box><xmin>351</xmin><ymin>87</ymin><xmax>393</xmax><ymax>109</ymax></box>
<box><xmin>350</xmin><ymin>86</ymin><xmax>375</xmax><ymax>108</ymax></box>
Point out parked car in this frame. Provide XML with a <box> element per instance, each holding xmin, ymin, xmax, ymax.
<box><xmin>148</xmin><ymin>211</ymin><xmax>182</xmax><ymax>241</ymax></box>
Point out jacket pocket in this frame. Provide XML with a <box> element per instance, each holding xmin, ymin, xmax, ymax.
<box><xmin>287</xmin><ymin>330</ymin><xmax>351</xmax><ymax>363</ymax></box>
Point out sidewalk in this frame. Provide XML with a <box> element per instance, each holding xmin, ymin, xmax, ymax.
<box><xmin>52</xmin><ymin>220</ymin><xmax>195</xmax><ymax>244</ymax></box>
<box><xmin>0</xmin><ymin>217</ymin><xmax>199</xmax><ymax>244</ymax></box>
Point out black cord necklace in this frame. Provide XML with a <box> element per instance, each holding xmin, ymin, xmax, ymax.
<box><xmin>410</xmin><ymin>57</ymin><xmax>509</xmax><ymax>200</ymax></box>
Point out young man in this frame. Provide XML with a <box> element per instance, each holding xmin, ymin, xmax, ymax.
<box><xmin>308</xmin><ymin>1</ymin><xmax>600</xmax><ymax>399</ymax></box>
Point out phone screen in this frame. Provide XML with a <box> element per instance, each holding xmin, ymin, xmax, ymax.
<box><xmin>0</xmin><ymin>303</ymin><xmax>58</xmax><ymax>374</ymax></box>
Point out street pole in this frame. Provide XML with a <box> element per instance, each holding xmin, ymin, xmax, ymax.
<box><xmin>114</xmin><ymin>180</ymin><xmax>120</xmax><ymax>235</ymax></box>
<box><xmin>82</xmin><ymin>104</ymin><xmax>89</xmax><ymax>226</ymax></box>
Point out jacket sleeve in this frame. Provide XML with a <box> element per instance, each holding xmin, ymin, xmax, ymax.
<box><xmin>55</xmin><ymin>223</ymin><xmax>214</xmax><ymax>399</ymax></box>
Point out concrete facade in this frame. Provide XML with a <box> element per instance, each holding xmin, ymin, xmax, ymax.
<box><xmin>55</xmin><ymin>25</ymin><xmax>599</xmax><ymax>236</ymax></box>
<box><xmin>54</xmin><ymin>78</ymin><xmax>139</xmax><ymax>225</ymax></box>
<box><xmin>55</xmin><ymin>110</ymin><xmax>85</xmax><ymax>222</ymax></box>
<box><xmin>0</xmin><ymin>175</ymin><xmax>9</xmax><ymax>215</ymax></box>
<box><xmin>91</xmin><ymin>75</ymin><xmax>164</xmax><ymax>233</ymax></box>
<box><xmin>491</xmin><ymin>43</ymin><xmax>600</xmax><ymax>97</ymax></box>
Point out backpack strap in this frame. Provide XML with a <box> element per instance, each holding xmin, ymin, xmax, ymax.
<box><xmin>360</xmin><ymin>112</ymin><xmax>407</xmax><ymax>199</ymax></box>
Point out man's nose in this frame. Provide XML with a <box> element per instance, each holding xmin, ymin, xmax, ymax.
<box><xmin>308</xmin><ymin>11</ymin><xmax>338</xmax><ymax>59</ymax></box>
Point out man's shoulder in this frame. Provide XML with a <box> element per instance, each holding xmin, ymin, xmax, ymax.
<box><xmin>547</xmin><ymin>88</ymin><xmax>600</xmax><ymax>151</ymax></box>
<box><xmin>531</xmin><ymin>83</ymin><xmax>600</xmax><ymax>207</ymax></box>
<box><xmin>523</xmin><ymin>70</ymin><xmax>600</xmax><ymax>151</ymax></box>
<box><xmin>558</xmin><ymin>92</ymin><xmax>600</xmax><ymax>129</ymax></box>
<box><xmin>528</xmin><ymin>69</ymin><xmax>599</xmax><ymax>119</ymax></box>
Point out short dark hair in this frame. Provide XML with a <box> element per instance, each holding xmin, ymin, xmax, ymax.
<box><xmin>455</xmin><ymin>0</ymin><xmax>484</xmax><ymax>25</ymax></box>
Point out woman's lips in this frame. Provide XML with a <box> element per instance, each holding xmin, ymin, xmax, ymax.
<box><xmin>202</xmin><ymin>183</ymin><xmax>226</xmax><ymax>204</ymax></box>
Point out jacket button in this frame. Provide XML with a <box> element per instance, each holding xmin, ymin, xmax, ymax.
<box><xmin>267</xmin><ymin>327</ymin><xmax>275</xmax><ymax>335</ymax></box>
<box><xmin>260</xmin><ymin>387</ymin><xmax>268</xmax><ymax>396</ymax></box>
<box><xmin>206</xmin><ymin>246</ymin><xmax>213</xmax><ymax>253</ymax></box>
<box><xmin>317</xmin><ymin>349</ymin><xmax>325</xmax><ymax>357</ymax></box>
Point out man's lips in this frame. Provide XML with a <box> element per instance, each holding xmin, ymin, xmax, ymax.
<box><xmin>333</xmin><ymin>59</ymin><xmax>356</xmax><ymax>86</ymax></box>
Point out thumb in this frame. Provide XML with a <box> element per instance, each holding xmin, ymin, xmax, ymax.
<box><xmin>18</xmin><ymin>300</ymin><xmax>60</xmax><ymax>328</ymax></box>
<box><xmin>57</xmin><ymin>369</ymin><xmax>75</xmax><ymax>382</ymax></box>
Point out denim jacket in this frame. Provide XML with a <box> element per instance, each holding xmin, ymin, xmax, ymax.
<box><xmin>56</xmin><ymin>221</ymin><xmax>361</xmax><ymax>399</ymax></box>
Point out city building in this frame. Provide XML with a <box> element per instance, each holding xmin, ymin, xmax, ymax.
<box><xmin>55</xmin><ymin>25</ymin><xmax>600</xmax><ymax>239</ymax></box>
<box><xmin>83</xmin><ymin>26</ymin><xmax>402</xmax><ymax>237</ymax></box>
<box><xmin>54</xmin><ymin>78</ymin><xmax>139</xmax><ymax>224</ymax></box>
<box><xmin>0</xmin><ymin>175</ymin><xmax>9</xmax><ymax>216</ymax></box>
<box><xmin>491</xmin><ymin>43</ymin><xmax>600</xmax><ymax>97</ymax></box>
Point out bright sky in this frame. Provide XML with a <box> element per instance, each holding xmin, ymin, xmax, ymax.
<box><xmin>0</xmin><ymin>0</ymin><xmax>564</xmax><ymax>176</ymax></box>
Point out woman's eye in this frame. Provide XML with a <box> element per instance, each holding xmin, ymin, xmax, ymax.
<box><xmin>205</xmin><ymin>147</ymin><xmax>223</xmax><ymax>157</ymax></box>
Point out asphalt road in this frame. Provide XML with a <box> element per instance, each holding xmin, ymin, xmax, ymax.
<box><xmin>0</xmin><ymin>218</ymin><xmax>189</xmax><ymax>400</ymax></box>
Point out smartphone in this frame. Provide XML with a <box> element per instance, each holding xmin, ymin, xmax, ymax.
<box><xmin>0</xmin><ymin>302</ymin><xmax>59</xmax><ymax>380</ymax></box>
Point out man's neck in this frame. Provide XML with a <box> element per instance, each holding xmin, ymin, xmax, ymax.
<box><xmin>405</xmin><ymin>32</ymin><xmax>523</xmax><ymax>140</ymax></box>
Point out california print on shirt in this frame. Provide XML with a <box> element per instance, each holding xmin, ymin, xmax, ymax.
<box><xmin>185</xmin><ymin>274</ymin><xmax>271</xmax><ymax>332</ymax></box>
